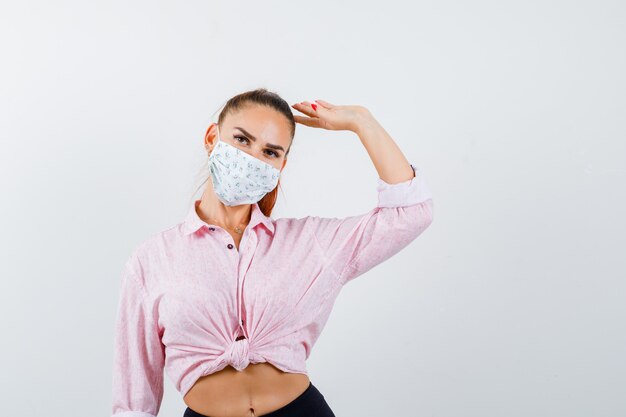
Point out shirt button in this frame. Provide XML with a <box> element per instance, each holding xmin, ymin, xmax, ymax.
<box><xmin>209</xmin><ymin>227</ymin><xmax>215</xmax><ymax>231</ymax></box>
<box><xmin>227</xmin><ymin>243</ymin><xmax>234</xmax><ymax>249</ymax></box>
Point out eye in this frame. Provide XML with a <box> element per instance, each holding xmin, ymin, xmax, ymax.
<box><xmin>235</xmin><ymin>135</ymin><xmax>280</xmax><ymax>158</ymax></box>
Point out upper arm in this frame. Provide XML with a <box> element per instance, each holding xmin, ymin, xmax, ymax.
<box><xmin>111</xmin><ymin>255</ymin><xmax>165</xmax><ymax>417</ymax></box>
<box><xmin>312</xmin><ymin>163</ymin><xmax>434</xmax><ymax>285</ymax></box>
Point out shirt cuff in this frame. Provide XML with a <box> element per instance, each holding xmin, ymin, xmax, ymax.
<box><xmin>112</xmin><ymin>411</ymin><xmax>157</xmax><ymax>417</ymax></box>
<box><xmin>376</xmin><ymin>163</ymin><xmax>432</xmax><ymax>207</ymax></box>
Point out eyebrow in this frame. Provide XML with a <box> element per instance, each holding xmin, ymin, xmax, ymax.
<box><xmin>233</xmin><ymin>126</ymin><xmax>285</xmax><ymax>153</ymax></box>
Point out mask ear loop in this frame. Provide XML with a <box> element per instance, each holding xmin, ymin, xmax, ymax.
<box><xmin>215</xmin><ymin>124</ymin><xmax>221</xmax><ymax>144</ymax></box>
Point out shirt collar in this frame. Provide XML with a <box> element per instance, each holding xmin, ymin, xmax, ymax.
<box><xmin>182</xmin><ymin>199</ymin><xmax>275</xmax><ymax>236</ymax></box>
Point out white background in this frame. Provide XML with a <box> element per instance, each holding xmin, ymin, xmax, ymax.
<box><xmin>1</xmin><ymin>1</ymin><xmax>625</xmax><ymax>416</ymax></box>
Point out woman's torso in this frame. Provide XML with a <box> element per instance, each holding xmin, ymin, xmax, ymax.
<box><xmin>182</xmin><ymin>230</ymin><xmax>310</xmax><ymax>417</ymax></box>
<box><xmin>183</xmin><ymin>363</ymin><xmax>310</xmax><ymax>417</ymax></box>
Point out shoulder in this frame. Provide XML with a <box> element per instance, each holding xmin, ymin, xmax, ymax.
<box><xmin>134</xmin><ymin>223</ymin><xmax>180</xmax><ymax>253</ymax></box>
<box><xmin>123</xmin><ymin>223</ymin><xmax>183</xmax><ymax>285</ymax></box>
<box><xmin>273</xmin><ymin>213</ymin><xmax>328</xmax><ymax>233</ymax></box>
<box><xmin>271</xmin><ymin>214</ymin><xmax>329</xmax><ymax>248</ymax></box>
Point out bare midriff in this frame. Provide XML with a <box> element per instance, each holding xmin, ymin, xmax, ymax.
<box><xmin>183</xmin><ymin>362</ymin><xmax>311</xmax><ymax>417</ymax></box>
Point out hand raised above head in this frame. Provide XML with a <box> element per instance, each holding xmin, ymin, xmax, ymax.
<box><xmin>291</xmin><ymin>99</ymin><xmax>370</xmax><ymax>133</ymax></box>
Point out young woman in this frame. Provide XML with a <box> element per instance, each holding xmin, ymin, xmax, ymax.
<box><xmin>111</xmin><ymin>88</ymin><xmax>434</xmax><ymax>417</ymax></box>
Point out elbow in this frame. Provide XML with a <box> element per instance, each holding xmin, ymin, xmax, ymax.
<box><xmin>377</xmin><ymin>198</ymin><xmax>433</xmax><ymax>245</ymax></box>
<box><xmin>407</xmin><ymin>198</ymin><xmax>434</xmax><ymax>239</ymax></box>
<box><xmin>423</xmin><ymin>198</ymin><xmax>434</xmax><ymax>225</ymax></box>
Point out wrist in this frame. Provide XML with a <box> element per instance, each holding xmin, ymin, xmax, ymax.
<box><xmin>351</xmin><ymin>108</ymin><xmax>380</xmax><ymax>136</ymax></box>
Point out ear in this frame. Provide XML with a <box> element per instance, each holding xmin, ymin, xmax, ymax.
<box><xmin>204</xmin><ymin>123</ymin><xmax>218</xmax><ymax>151</ymax></box>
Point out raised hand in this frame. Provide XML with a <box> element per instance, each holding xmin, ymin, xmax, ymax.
<box><xmin>291</xmin><ymin>99</ymin><xmax>369</xmax><ymax>133</ymax></box>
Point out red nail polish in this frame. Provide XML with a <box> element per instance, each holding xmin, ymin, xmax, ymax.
<box><xmin>311</xmin><ymin>103</ymin><xmax>317</xmax><ymax>111</ymax></box>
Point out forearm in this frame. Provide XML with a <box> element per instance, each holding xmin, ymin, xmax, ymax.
<box><xmin>351</xmin><ymin>109</ymin><xmax>416</xmax><ymax>184</ymax></box>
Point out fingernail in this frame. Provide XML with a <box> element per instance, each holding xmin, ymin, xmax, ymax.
<box><xmin>311</xmin><ymin>103</ymin><xmax>318</xmax><ymax>111</ymax></box>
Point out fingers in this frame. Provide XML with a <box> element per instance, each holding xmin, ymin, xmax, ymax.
<box><xmin>292</xmin><ymin>99</ymin><xmax>333</xmax><ymax>111</ymax></box>
<box><xmin>291</xmin><ymin>102</ymin><xmax>318</xmax><ymax>116</ymax></box>
<box><xmin>291</xmin><ymin>99</ymin><xmax>334</xmax><ymax>129</ymax></box>
<box><xmin>314</xmin><ymin>99</ymin><xmax>334</xmax><ymax>109</ymax></box>
<box><xmin>293</xmin><ymin>115</ymin><xmax>320</xmax><ymax>128</ymax></box>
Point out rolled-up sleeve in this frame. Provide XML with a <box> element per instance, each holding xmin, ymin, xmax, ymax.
<box><xmin>111</xmin><ymin>256</ymin><xmax>165</xmax><ymax>417</ymax></box>
<box><xmin>312</xmin><ymin>163</ymin><xmax>434</xmax><ymax>285</ymax></box>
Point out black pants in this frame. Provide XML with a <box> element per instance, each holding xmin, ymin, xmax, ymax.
<box><xmin>183</xmin><ymin>381</ymin><xmax>336</xmax><ymax>417</ymax></box>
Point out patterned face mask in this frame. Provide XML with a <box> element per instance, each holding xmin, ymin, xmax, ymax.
<box><xmin>208</xmin><ymin>125</ymin><xmax>281</xmax><ymax>206</ymax></box>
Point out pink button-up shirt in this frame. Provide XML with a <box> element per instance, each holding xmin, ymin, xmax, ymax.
<box><xmin>111</xmin><ymin>163</ymin><xmax>434</xmax><ymax>417</ymax></box>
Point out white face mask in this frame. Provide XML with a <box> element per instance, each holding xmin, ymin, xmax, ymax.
<box><xmin>208</xmin><ymin>125</ymin><xmax>281</xmax><ymax>206</ymax></box>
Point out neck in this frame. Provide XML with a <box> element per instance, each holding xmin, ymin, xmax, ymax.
<box><xmin>198</xmin><ymin>188</ymin><xmax>252</xmax><ymax>230</ymax></box>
